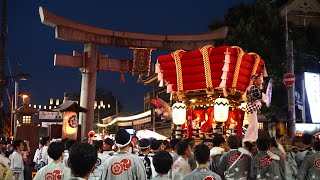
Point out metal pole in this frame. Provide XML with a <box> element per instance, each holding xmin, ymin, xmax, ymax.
<box><xmin>152</xmin><ymin>83</ymin><xmax>156</xmax><ymax>132</ymax></box>
<box><xmin>285</xmin><ymin>7</ymin><xmax>296</xmax><ymax>137</ymax></box>
<box><xmin>14</xmin><ymin>81</ymin><xmax>18</xmax><ymax>139</ymax></box>
<box><xmin>10</xmin><ymin>93</ymin><xmax>13</xmax><ymax>137</ymax></box>
<box><xmin>286</xmin><ymin>41</ymin><xmax>296</xmax><ymax>138</ymax></box>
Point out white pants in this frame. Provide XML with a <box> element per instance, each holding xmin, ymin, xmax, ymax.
<box><xmin>243</xmin><ymin>111</ymin><xmax>258</xmax><ymax>142</ymax></box>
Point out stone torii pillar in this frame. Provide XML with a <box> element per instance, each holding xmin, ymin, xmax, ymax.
<box><xmin>54</xmin><ymin>49</ymin><xmax>133</xmax><ymax>139</ymax></box>
<box><xmin>79</xmin><ymin>43</ymin><xmax>98</xmax><ymax>139</ymax></box>
<box><xmin>39</xmin><ymin>6</ymin><xmax>228</xmax><ymax>139</ymax></box>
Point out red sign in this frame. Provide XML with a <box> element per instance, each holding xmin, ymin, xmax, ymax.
<box><xmin>283</xmin><ymin>73</ymin><xmax>295</xmax><ymax>87</ymax></box>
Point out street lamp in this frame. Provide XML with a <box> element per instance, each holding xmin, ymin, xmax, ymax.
<box><xmin>9</xmin><ymin>73</ymin><xmax>30</xmax><ymax>139</ymax></box>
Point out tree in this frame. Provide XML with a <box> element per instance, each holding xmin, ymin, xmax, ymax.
<box><xmin>209</xmin><ymin>0</ymin><xmax>320</xmax><ymax>117</ymax></box>
<box><xmin>210</xmin><ymin>1</ymin><xmax>287</xmax><ymax>114</ymax></box>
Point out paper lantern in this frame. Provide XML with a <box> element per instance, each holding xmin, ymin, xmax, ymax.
<box><xmin>62</xmin><ymin>111</ymin><xmax>78</xmax><ymax>140</ymax></box>
<box><xmin>172</xmin><ymin>102</ymin><xmax>187</xmax><ymax>125</ymax></box>
<box><xmin>214</xmin><ymin>98</ymin><xmax>229</xmax><ymax>122</ymax></box>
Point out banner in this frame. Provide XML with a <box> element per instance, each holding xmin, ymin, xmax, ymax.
<box><xmin>39</xmin><ymin>111</ymin><xmax>63</xmax><ymax>120</ymax></box>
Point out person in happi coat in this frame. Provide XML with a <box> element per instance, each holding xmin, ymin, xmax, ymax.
<box><xmin>251</xmin><ymin>138</ymin><xmax>284</xmax><ymax>180</ymax></box>
<box><xmin>217</xmin><ymin>135</ymin><xmax>251</xmax><ymax>180</ymax></box>
<box><xmin>296</xmin><ymin>134</ymin><xmax>315</xmax><ymax>168</ymax></box>
<box><xmin>34</xmin><ymin>142</ymin><xmax>71</xmax><ymax>180</ymax></box>
<box><xmin>41</xmin><ymin>137</ymin><xmax>51</xmax><ymax>166</ymax></box>
<box><xmin>9</xmin><ymin>140</ymin><xmax>25</xmax><ymax>180</ymax></box>
<box><xmin>68</xmin><ymin>143</ymin><xmax>97</xmax><ymax>180</ymax></box>
<box><xmin>102</xmin><ymin>129</ymin><xmax>147</xmax><ymax>180</ymax></box>
<box><xmin>183</xmin><ymin>144</ymin><xmax>221</xmax><ymax>180</ymax></box>
<box><xmin>89</xmin><ymin>140</ymin><xmax>111</xmax><ymax>180</ymax></box>
<box><xmin>130</xmin><ymin>136</ymin><xmax>140</xmax><ymax>155</ymax></box>
<box><xmin>103</xmin><ymin>138</ymin><xmax>115</xmax><ymax>156</ymax></box>
<box><xmin>171</xmin><ymin>140</ymin><xmax>192</xmax><ymax>180</ymax></box>
<box><xmin>138</xmin><ymin>138</ymin><xmax>153</xmax><ymax>179</ymax></box>
<box><xmin>209</xmin><ymin>135</ymin><xmax>228</xmax><ymax>174</ymax></box>
<box><xmin>33</xmin><ymin>137</ymin><xmax>48</xmax><ymax>171</ymax></box>
<box><xmin>185</xmin><ymin>138</ymin><xmax>197</xmax><ymax>171</ymax></box>
<box><xmin>243</xmin><ymin>74</ymin><xmax>267</xmax><ymax>143</ymax></box>
<box><xmin>0</xmin><ymin>146</ymin><xmax>13</xmax><ymax>180</ymax></box>
<box><xmin>169</xmin><ymin>139</ymin><xmax>181</xmax><ymax>163</ymax></box>
<box><xmin>62</xmin><ymin>139</ymin><xmax>75</xmax><ymax>167</ymax></box>
<box><xmin>152</xmin><ymin>151</ymin><xmax>173</xmax><ymax>180</ymax></box>
<box><xmin>297</xmin><ymin>140</ymin><xmax>320</xmax><ymax>180</ymax></box>
<box><xmin>150</xmin><ymin>139</ymin><xmax>162</xmax><ymax>154</ymax></box>
<box><xmin>202</xmin><ymin>139</ymin><xmax>214</xmax><ymax>150</ymax></box>
<box><xmin>269</xmin><ymin>138</ymin><xmax>286</xmax><ymax>174</ymax></box>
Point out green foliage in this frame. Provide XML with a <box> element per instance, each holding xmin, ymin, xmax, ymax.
<box><xmin>223</xmin><ymin>1</ymin><xmax>286</xmax><ymax>77</ymax></box>
<box><xmin>289</xmin><ymin>25</ymin><xmax>320</xmax><ymax>74</ymax></box>
<box><xmin>209</xmin><ymin>1</ymin><xmax>320</xmax><ymax>116</ymax></box>
<box><xmin>210</xmin><ymin>1</ymin><xmax>288</xmax><ymax>114</ymax></box>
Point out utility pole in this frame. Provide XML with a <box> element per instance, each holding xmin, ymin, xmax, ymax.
<box><xmin>152</xmin><ymin>83</ymin><xmax>156</xmax><ymax>132</ymax></box>
<box><xmin>285</xmin><ymin>8</ymin><xmax>296</xmax><ymax>137</ymax></box>
<box><xmin>0</xmin><ymin>0</ymin><xmax>8</xmax><ymax>137</ymax></box>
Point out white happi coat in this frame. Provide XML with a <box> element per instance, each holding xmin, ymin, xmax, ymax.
<box><xmin>62</xmin><ymin>150</ymin><xmax>69</xmax><ymax>167</ymax></box>
<box><xmin>89</xmin><ymin>152</ymin><xmax>111</xmax><ymax>180</ymax></box>
<box><xmin>34</xmin><ymin>161</ymin><xmax>71</xmax><ymax>180</ymax></box>
<box><xmin>9</xmin><ymin>151</ymin><xmax>24</xmax><ymax>180</ymax></box>
<box><xmin>172</xmin><ymin>157</ymin><xmax>192</xmax><ymax>180</ymax></box>
<box><xmin>42</xmin><ymin>145</ymin><xmax>49</xmax><ymax>164</ymax></box>
<box><xmin>183</xmin><ymin>167</ymin><xmax>222</xmax><ymax>180</ymax></box>
<box><xmin>102</xmin><ymin>151</ymin><xmax>147</xmax><ymax>180</ymax></box>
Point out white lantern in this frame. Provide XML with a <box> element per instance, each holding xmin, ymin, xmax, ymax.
<box><xmin>214</xmin><ymin>98</ymin><xmax>229</xmax><ymax>122</ymax></box>
<box><xmin>172</xmin><ymin>102</ymin><xmax>187</xmax><ymax>125</ymax></box>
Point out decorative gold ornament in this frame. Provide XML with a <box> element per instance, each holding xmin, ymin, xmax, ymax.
<box><xmin>172</xmin><ymin>49</ymin><xmax>185</xmax><ymax>92</ymax></box>
<box><xmin>200</xmin><ymin>45</ymin><xmax>214</xmax><ymax>92</ymax></box>
<box><xmin>248</xmin><ymin>52</ymin><xmax>261</xmax><ymax>85</ymax></box>
<box><xmin>231</xmin><ymin>46</ymin><xmax>244</xmax><ymax>89</ymax></box>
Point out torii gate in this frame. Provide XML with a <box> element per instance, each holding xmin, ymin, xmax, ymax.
<box><xmin>38</xmin><ymin>7</ymin><xmax>228</xmax><ymax>139</ymax></box>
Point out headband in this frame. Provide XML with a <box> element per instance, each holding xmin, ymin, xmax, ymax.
<box><xmin>115</xmin><ymin>136</ymin><xmax>132</xmax><ymax>149</ymax></box>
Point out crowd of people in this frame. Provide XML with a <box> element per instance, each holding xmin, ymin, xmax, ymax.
<box><xmin>0</xmin><ymin>129</ymin><xmax>319</xmax><ymax>180</ymax></box>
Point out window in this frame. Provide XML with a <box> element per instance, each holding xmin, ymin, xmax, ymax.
<box><xmin>22</xmin><ymin>116</ymin><xmax>31</xmax><ymax>124</ymax></box>
<box><xmin>258</xmin><ymin>123</ymin><xmax>264</xmax><ymax>130</ymax></box>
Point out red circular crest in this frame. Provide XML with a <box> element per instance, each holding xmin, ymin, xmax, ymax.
<box><xmin>120</xmin><ymin>159</ymin><xmax>132</xmax><ymax>170</ymax></box>
<box><xmin>53</xmin><ymin>170</ymin><xmax>62</xmax><ymax>180</ymax></box>
<box><xmin>259</xmin><ymin>158</ymin><xmax>268</xmax><ymax>168</ymax></box>
<box><xmin>203</xmin><ymin>176</ymin><xmax>215</xmax><ymax>180</ymax></box>
<box><xmin>111</xmin><ymin>162</ymin><xmax>123</xmax><ymax>175</ymax></box>
<box><xmin>45</xmin><ymin>172</ymin><xmax>53</xmax><ymax>180</ymax></box>
<box><xmin>315</xmin><ymin>159</ymin><xmax>320</xmax><ymax>169</ymax></box>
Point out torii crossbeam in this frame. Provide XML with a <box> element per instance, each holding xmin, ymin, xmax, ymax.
<box><xmin>38</xmin><ymin>6</ymin><xmax>228</xmax><ymax>139</ymax></box>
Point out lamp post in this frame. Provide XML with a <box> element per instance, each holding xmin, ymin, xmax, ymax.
<box><xmin>9</xmin><ymin>73</ymin><xmax>30</xmax><ymax>139</ymax></box>
<box><xmin>94</xmin><ymin>100</ymin><xmax>107</xmax><ymax>135</ymax></box>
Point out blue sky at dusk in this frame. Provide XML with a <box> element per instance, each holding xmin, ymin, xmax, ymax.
<box><xmin>4</xmin><ymin>0</ymin><xmax>252</xmax><ymax>114</ymax></box>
